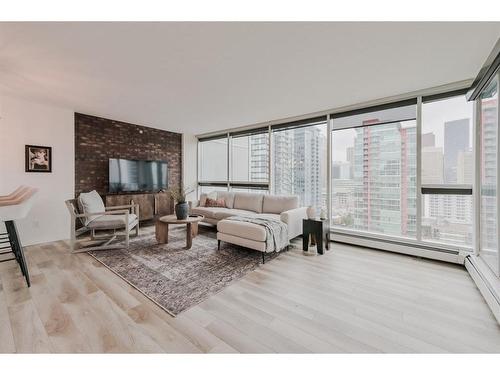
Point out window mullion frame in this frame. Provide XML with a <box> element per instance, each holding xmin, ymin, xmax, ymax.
<box><xmin>327</xmin><ymin>114</ymin><xmax>332</xmax><ymax>225</ymax></box>
<box><xmin>421</xmin><ymin>185</ymin><xmax>473</xmax><ymax>195</ymax></box>
<box><xmin>496</xmin><ymin>72</ymin><xmax>500</xmax><ymax>276</ymax></box>
<box><xmin>268</xmin><ymin>124</ymin><xmax>272</xmax><ymax>194</ymax></box>
<box><xmin>227</xmin><ymin>132</ymin><xmax>231</xmax><ymax>191</ymax></box>
<box><xmin>416</xmin><ymin>96</ymin><xmax>423</xmax><ymax>242</ymax></box>
<box><xmin>473</xmin><ymin>97</ymin><xmax>482</xmax><ymax>256</ymax></box>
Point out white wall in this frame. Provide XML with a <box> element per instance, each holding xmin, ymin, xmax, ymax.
<box><xmin>0</xmin><ymin>94</ymin><xmax>74</xmax><ymax>246</ymax></box>
<box><xmin>182</xmin><ymin>133</ymin><xmax>198</xmax><ymax>201</ymax></box>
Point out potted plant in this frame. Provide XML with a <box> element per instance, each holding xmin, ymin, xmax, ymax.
<box><xmin>168</xmin><ymin>185</ymin><xmax>194</xmax><ymax>220</ymax></box>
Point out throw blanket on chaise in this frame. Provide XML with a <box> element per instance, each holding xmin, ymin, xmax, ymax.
<box><xmin>225</xmin><ymin>216</ymin><xmax>289</xmax><ymax>252</ymax></box>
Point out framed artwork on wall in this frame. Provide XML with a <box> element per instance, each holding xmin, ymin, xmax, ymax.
<box><xmin>25</xmin><ymin>145</ymin><xmax>52</xmax><ymax>173</ymax></box>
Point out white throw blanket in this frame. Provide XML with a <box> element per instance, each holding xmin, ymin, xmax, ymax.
<box><xmin>225</xmin><ymin>216</ymin><xmax>289</xmax><ymax>252</ymax></box>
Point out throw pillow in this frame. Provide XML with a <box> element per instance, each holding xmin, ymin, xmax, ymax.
<box><xmin>78</xmin><ymin>190</ymin><xmax>106</xmax><ymax>225</ymax></box>
<box><xmin>200</xmin><ymin>192</ymin><xmax>217</xmax><ymax>207</ymax></box>
<box><xmin>205</xmin><ymin>197</ymin><xmax>226</xmax><ymax>208</ymax></box>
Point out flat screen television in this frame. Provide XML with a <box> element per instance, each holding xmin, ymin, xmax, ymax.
<box><xmin>109</xmin><ymin>158</ymin><xmax>168</xmax><ymax>193</ymax></box>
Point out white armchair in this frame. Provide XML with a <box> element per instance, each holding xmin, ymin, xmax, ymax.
<box><xmin>65</xmin><ymin>190</ymin><xmax>139</xmax><ymax>253</ymax></box>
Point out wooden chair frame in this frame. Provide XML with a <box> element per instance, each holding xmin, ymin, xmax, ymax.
<box><xmin>65</xmin><ymin>199</ymin><xmax>139</xmax><ymax>253</ymax></box>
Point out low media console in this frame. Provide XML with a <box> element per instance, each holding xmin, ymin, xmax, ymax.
<box><xmin>105</xmin><ymin>192</ymin><xmax>174</xmax><ymax>222</ymax></box>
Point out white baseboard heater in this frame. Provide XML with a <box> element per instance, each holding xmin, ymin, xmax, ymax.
<box><xmin>331</xmin><ymin>231</ymin><xmax>463</xmax><ymax>264</ymax></box>
<box><xmin>465</xmin><ymin>256</ymin><xmax>500</xmax><ymax>324</ymax></box>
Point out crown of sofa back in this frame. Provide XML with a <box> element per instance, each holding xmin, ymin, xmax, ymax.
<box><xmin>202</xmin><ymin>191</ymin><xmax>299</xmax><ymax>214</ymax></box>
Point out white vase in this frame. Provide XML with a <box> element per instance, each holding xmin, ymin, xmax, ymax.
<box><xmin>306</xmin><ymin>206</ymin><xmax>316</xmax><ymax>219</ymax></box>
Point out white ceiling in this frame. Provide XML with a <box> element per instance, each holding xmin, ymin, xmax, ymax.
<box><xmin>0</xmin><ymin>22</ymin><xmax>499</xmax><ymax>134</ymax></box>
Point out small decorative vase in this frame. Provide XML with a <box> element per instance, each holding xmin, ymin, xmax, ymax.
<box><xmin>306</xmin><ymin>206</ymin><xmax>316</xmax><ymax>219</ymax></box>
<box><xmin>320</xmin><ymin>208</ymin><xmax>327</xmax><ymax>220</ymax></box>
<box><xmin>175</xmin><ymin>202</ymin><xmax>189</xmax><ymax>220</ymax></box>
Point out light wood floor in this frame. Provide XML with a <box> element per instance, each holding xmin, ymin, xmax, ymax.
<box><xmin>1</xmin><ymin>226</ymin><xmax>500</xmax><ymax>353</ymax></box>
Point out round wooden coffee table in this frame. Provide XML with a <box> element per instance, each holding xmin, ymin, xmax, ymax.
<box><xmin>155</xmin><ymin>214</ymin><xmax>204</xmax><ymax>249</ymax></box>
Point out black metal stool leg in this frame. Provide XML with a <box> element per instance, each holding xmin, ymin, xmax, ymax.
<box><xmin>5</xmin><ymin>221</ymin><xmax>31</xmax><ymax>287</ymax></box>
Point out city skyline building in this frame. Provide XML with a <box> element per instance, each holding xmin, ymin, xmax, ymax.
<box><xmin>480</xmin><ymin>98</ymin><xmax>498</xmax><ymax>253</ymax></box>
<box><xmin>272</xmin><ymin>126</ymin><xmax>326</xmax><ymax>212</ymax></box>
<box><xmin>422</xmin><ymin>146</ymin><xmax>444</xmax><ymax>184</ymax></box>
<box><xmin>444</xmin><ymin>118</ymin><xmax>470</xmax><ymax>184</ymax></box>
<box><xmin>332</xmin><ymin>116</ymin><xmax>473</xmax><ymax>246</ymax></box>
<box><xmin>332</xmin><ymin>161</ymin><xmax>351</xmax><ymax>180</ymax></box>
<box><xmin>351</xmin><ymin>121</ymin><xmax>417</xmax><ymax>237</ymax></box>
<box><xmin>457</xmin><ymin>150</ymin><xmax>474</xmax><ymax>184</ymax></box>
<box><xmin>422</xmin><ymin>132</ymin><xmax>436</xmax><ymax>148</ymax></box>
<box><xmin>249</xmin><ymin>133</ymin><xmax>269</xmax><ymax>182</ymax></box>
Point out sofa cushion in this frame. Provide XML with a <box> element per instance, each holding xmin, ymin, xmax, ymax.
<box><xmin>205</xmin><ymin>197</ymin><xmax>226</xmax><ymax>207</ymax></box>
<box><xmin>217</xmin><ymin>219</ymin><xmax>267</xmax><ymax>242</ymax></box>
<box><xmin>214</xmin><ymin>208</ymin><xmax>257</xmax><ymax>220</ymax></box>
<box><xmin>233</xmin><ymin>193</ymin><xmax>264</xmax><ymax>213</ymax></box>
<box><xmin>216</xmin><ymin>191</ymin><xmax>235</xmax><ymax>208</ymax></box>
<box><xmin>78</xmin><ymin>190</ymin><xmax>105</xmax><ymax>225</ymax></box>
<box><xmin>191</xmin><ymin>206</ymin><xmax>222</xmax><ymax>219</ymax></box>
<box><xmin>262</xmin><ymin>195</ymin><xmax>299</xmax><ymax>214</ymax></box>
<box><xmin>87</xmin><ymin>213</ymin><xmax>138</xmax><ymax>230</ymax></box>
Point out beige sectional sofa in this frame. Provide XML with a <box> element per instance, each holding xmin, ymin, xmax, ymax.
<box><xmin>191</xmin><ymin>191</ymin><xmax>308</xmax><ymax>255</ymax></box>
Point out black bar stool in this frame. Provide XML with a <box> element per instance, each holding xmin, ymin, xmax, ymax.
<box><xmin>0</xmin><ymin>221</ymin><xmax>30</xmax><ymax>286</ymax></box>
<box><xmin>0</xmin><ymin>186</ymin><xmax>38</xmax><ymax>287</ymax></box>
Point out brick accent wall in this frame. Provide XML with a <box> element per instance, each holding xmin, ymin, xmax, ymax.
<box><xmin>75</xmin><ymin>113</ymin><xmax>182</xmax><ymax>197</ymax></box>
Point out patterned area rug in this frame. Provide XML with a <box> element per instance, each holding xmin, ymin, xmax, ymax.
<box><xmin>88</xmin><ymin>225</ymin><xmax>279</xmax><ymax>316</ymax></box>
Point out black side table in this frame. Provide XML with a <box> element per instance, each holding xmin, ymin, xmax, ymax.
<box><xmin>303</xmin><ymin>218</ymin><xmax>330</xmax><ymax>255</ymax></box>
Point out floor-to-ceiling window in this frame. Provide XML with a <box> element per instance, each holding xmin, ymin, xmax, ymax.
<box><xmin>421</xmin><ymin>93</ymin><xmax>474</xmax><ymax>248</ymax></box>
<box><xmin>331</xmin><ymin>101</ymin><xmax>417</xmax><ymax>239</ymax></box>
<box><xmin>197</xmin><ymin>84</ymin><xmax>487</xmax><ymax>257</ymax></box>
<box><xmin>271</xmin><ymin>118</ymin><xmax>327</xmax><ymax>214</ymax></box>
<box><xmin>230</xmin><ymin>130</ymin><xmax>270</xmax><ymax>192</ymax></box>
<box><xmin>198</xmin><ymin>130</ymin><xmax>270</xmax><ymax>195</ymax></box>
<box><xmin>464</xmin><ymin>41</ymin><xmax>500</xmax><ymax>318</ymax></box>
<box><xmin>479</xmin><ymin>76</ymin><xmax>499</xmax><ymax>275</ymax></box>
<box><xmin>199</xmin><ymin>136</ymin><xmax>228</xmax><ymax>183</ymax></box>
<box><xmin>330</xmin><ymin>94</ymin><xmax>476</xmax><ymax>251</ymax></box>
